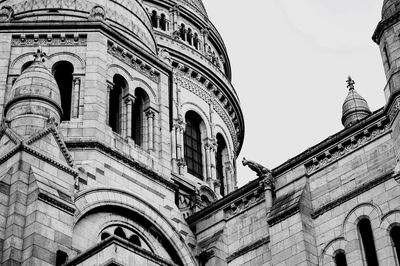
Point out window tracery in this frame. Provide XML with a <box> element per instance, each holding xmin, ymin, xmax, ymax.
<box><xmin>99</xmin><ymin>225</ymin><xmax>149</xmax><ymax>251</ymax></box>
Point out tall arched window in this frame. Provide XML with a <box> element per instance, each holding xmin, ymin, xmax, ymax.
<box><xmin>334</xmin><ymin>250</ymin><xmax>348</xmax><ymax>266</ymax></box>
<box><xmin>216</xmin><ymin>134</ymin><xmax>227</xmax><ymax>196</ymax></box>
<box><xmin>180</xmin><ymin>23</ymin><xmax>186</xmax><ymax>41</ymax></box>
<box><xmin>160</xmin><ymin>14</ymin><xmax>166</xmax><ymax>31</ymax></box>
<box><xmin>132</xmin><ymin>88</ymin><xmax>148</xmax><ymax>146</ymax></box>
<box><xmin>187</xmin><ymin>28</ymin><xmax>193</xmax><ymax>45</ymax></box>
<box><xmin>109</xmin><ymin>75</ymin><xmax>126</xmax><ymax>133</ymax></box>
<box><xmin>358</xmin><ymin>218</ymin><xmax>379</xmax><ymax>265</ymax></box>
<box><xmin>184</xmin><ymin>111</ymin><xmax>203</xmax><ymax>179</ymax></box>
<box><xmin>53</xmin><ymin>61</ymin><xmax>73</xmax><ymax>121</ymax></box>
<box><xmin>391</xmin><ymin>225</ymin><xmax>400</xmax><ymax>264</ymax></box>
<box><xmin>151</xmin><ymin>10</ymin><xmax>158</xmax><ymax>28</ymax></box>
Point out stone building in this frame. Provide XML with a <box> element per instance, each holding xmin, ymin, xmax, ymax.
<box><xmin>0</xmin><ymin>0</ymin><xmax>398</xmax><ymax>265</ymax></box>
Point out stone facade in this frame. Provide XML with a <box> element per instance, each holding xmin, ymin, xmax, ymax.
<box><xmin>0</xmin><ymin>0</ymin><xmax>399</xmax><ymax>266</ymax></box>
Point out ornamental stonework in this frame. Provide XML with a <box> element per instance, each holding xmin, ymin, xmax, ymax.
<box><xmin>11</xmin><ymin>34</ymin><xmax>87</xmax><ymax>47</ymax></box>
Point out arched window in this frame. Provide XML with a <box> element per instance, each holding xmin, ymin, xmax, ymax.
<box><xmin>184</xmin><ymin>111</ymin><xmax>203</xmax><ymax>179</ymax></box>
<box><xmin>109</xmin><ymin>75</ymin><xmax>126</xmax><ymax>134</ymax></box>
<box><xmin>187</xmin><ymin>28</ymin><xmax>193</xmax><ymax>45</ymax></box>
<box><xmin>53</xmin><ymin>61</ymin><xmax>73</xmax><ymax>121</ymax></box>
<box><xmin>358</xmin><ymin>218</ymin><xmax>379</xmax><ymax>265</ymax></box>
<box><xmin>194</xmin><ymin>33</ymin><xmax>199</xmax><ymax>50</ymax></box>
<box><xmin>129</xmin><ymin>234</ymin><xmax>141</xmax><ymax>247</ymax></box>
<box><xmin>160</xmin><ymin>14</ymin><xmax>166</xmax><ymax>31</ymax></box>
<box><xmin>151</xmin><ymin>10</ymin><xmax>158</xmax><ymax>28</ymax></box>
<box><xmin>101</xmin><ymin>232</ymin><xmax>111</xmax><ymax>240</ymax></box>
<box><xmin>114</xmin><ymin>227</ymin><xmax>126</xmax><ymax>239</ymax></box>
<box><xmin>334</xmin><ymin>250</ymin><xmax>348</xmax><ymax>266</ymax></box>
<box><xmin>21</xmin><ymin>61</ymin><xmax>33</xmax><ymax>72</ymax></box>
<box><xmin>56</xmin><ymin>250</ymin><xmax>68</xmax><ymax>266</ymax></box>
<box><xmin>391</xmin><ymin>225</ymin><xmax>400</xmax><ymax>264</ymax></box>
<box><xmin>216</xmin><ymin>134</ymin><xmax>227</xmax><ymax>196</ymax></box>
<box><xmin>132</xmin><ymin>88</ymin><xmax>149</xmax><ymax>147</ymax></box>
<box><xmin>180</xmin><ymin>24</ymin><xmax>186</xmax><ymax>41</ymax></box>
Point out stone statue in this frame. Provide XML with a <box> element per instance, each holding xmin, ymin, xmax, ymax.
<box><xmin>242</xmin><ymin>157</ymin><xmax>271</xmax><ymax>178</ymax></box>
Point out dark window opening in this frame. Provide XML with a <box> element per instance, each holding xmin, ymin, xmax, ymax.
<box><xmin>151</xmin><ymin>10</ymin><xmax>157</xmax><ymax>28</ymax></box>
<box><xmin>109</xmin><ymin>75</ymin><xmax>125</xmax><ymax>133</ymax></box>
<box><xmin>184</xmin><ymin>111</ymin><xmax>203</xmax><ymax>179</ymax></box>
<box><xmin>101</xmin><ymin>232</ymin><xmax>111</xmax><ymax>240</ymax></box>
<box><xmin>129</xmin><ymin>234</ymin><xmax>141</xmax><ymax>247</ymax></box>
<box><xmin>21</xmin><ymin>61</ymin><xmax>33</xmax><ymax>73</ymax></box>
<box><xmin>180</xmin><ymin>24</ymin><xmax>186</xmax><ymax>41</ymax></box>
<box><xmin>358</xmin><ymin>218</ymin><xmax>379</xmax><ymax>266</ymax></box>
<box><xmin>53</xmin><ymin>61</ymin><xmax>73</xmax><ymax>121</ymax></box>
<box><xmin>384</xmin><ymin>46</ymin><xmax>391</xmax><ymax>69</ymax></box>
<box><xmin>216</xmin><ymin>134</ymin><xmax>227</xmax><ymax>196</ymax></box>
<box><xmin>160</xmin><ymin>14</ymin><xmax>166</xmax><ymax>31</ymax></box>
<box><xmin>334</xmin><ymin>250</ymin><xmax>348</xmax><ymax>266</ymax></box>
<box><xmin>391</xmin><ymin>226</ymin><xmax>400</xmax><ymax>264</ymax></box>
<box><xmin>114</xmin><ymin>227</ymin><xmax>126</xmax><ymax>239</ymax></box>
<box><xmin>187</xmin><ymin>28</ymin><xmax>193</xmax><ymax>45</ymax></box>
<box><xmin>194</xmin><ymin>33</ymin><xmax>199</xmax><ymax>50</ymax></box>
<box><xmin>132</xmin><ymin>89</ymin><xmax>147</xmax><ymax>146</ymax></box>
<box><xmin>56</xmin><ymin>250</ymin><xmax>68</xmax><ymax>266</ymax></box>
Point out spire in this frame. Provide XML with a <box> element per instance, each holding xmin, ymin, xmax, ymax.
<box><xmin>341</xmin><ymin>76</ymin><xmax>372</xmax><ymax>128</ymax></box>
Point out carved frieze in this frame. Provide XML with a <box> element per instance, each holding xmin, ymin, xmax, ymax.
<box><xmin>305</xmin><ymin>119</ymin><xmax>390</xmax><ymax>175</ymax></box>
<box><xmin>11</xmin><ymin>34</ymin><xmax>87</xmax><ymax>47</ymax></box>
<box><xmin>224</xmin><ymin>189</ymin><xmax>264</xmax><ymax>219</ymax></box>
<box><xmin>107</xmin><ymin>41</ymin><xmax>160</xmax><ymax>83</ymax></box>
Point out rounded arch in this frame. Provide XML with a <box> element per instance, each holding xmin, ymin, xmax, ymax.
<box><xmin>320</xmin><ymin>237</ymin><xmax>348</xmax><ymax>266</ymax></box>
<box><xmin>181</xmin><ymin>102</ymin><xmax>211</xmax><ymax>138</ymax></box>
<box><xmin>73</xmin><ymin>188</ymin><xmax>196</xmax><ymax>266</ymax></box>
<box><xmin>9</xmin><ymin>52</ymin><xmax>36</xmax><ymax>75</ymax></box>
<box><xmin>199</xmin><ymin>185</ymin><xmax>217</xmax><ymax>202</ymax></box>
<box><xmin>215</xmin><ymin>124</ymin><xmax>233</xmax><ymax>159</ymax></box>
<box><xmin>107</xmin><ymin>64</ymin><xmax>134</xmax><ymax>86</ymax></box>
<box><xmin>132</xmin><ymin>77</ymin><xmax>157</xmax><ymax>104</ymax></box>
<box><xmin>381</xmin><ymin>210</ymin><xmax>400</xmax><ymax>231</ymax></box>
<box><xmin>46</xmin><ymin>52</ymin><xmax>85</xmax><ymax>73</ymax></box>
<box><xmin>342</xmin><ymin>202</ymin><xmax>382</xmax><ymax>240</ymax></box>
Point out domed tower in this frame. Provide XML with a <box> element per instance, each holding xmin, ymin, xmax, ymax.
<box><xmin>0</xmin><ymin>0</ymin><xmax>244</xmax><ymax>265</ymax></box>
<box><xmin>4</xmin><ymin>48</ymin><xmax>62</xmax><ymax>137</ymax></box>
<box><xmin>341</xmin><ymin>76</ymin><xmax>371</xmax><ymax>128</ymax></box>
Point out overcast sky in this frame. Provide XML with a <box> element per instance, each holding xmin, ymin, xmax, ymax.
<box><xmin>201</xmin><ymin>0</ymin><xmax>387</xmax><ymax>187</ymax></box>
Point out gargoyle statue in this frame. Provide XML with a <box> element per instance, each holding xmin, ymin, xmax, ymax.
<box><xmin>242</xmin><ymin>157</ymin><xmax>271</xmax><ymax>178</ymax></box>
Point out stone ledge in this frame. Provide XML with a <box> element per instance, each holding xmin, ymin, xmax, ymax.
<box><xmin>226</xmin><ymin>236</ymin><xmax>270</xmax><ymax>263</ymax></box>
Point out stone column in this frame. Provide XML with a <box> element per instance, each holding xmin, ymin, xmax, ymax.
<box><xmin>225</xmin><ymin>165</ymin><xmax>232</xmax><ymax>194</ymax></box>
<box><xmin>170</xmin><ymin>5</ymin><xmax>179</xmax><ymax>33</ymax></box>
<box><xmin>155</xmin><ymin>15</ymin><xmax>160</xmax><ymax>28</ymax></box>
<box><xmin>124</xmin><ymin>95</ymin><xmax>135</xmax><ymax>139</ymax></box>
<box><xmin>205</xmin><ymin>142</ymin><xmax>212</xmax><ymax>181</ymax></box>
<box><xmin>210</xmin><ymin>142</ymin><xmax>217</xmax><ymax>180</ymax></box>
<box><xmin>177</xmin><ymin>123</ymin><xmax>186</xmax><ymax>174</ymax></box>
<box><xmin>106</xmin><ymin>81</ymin><xmax>114</xmax><ymax>125</ymax></box>
<box><xmin>201</xmin><ymin>28</ymin><xmax>209</xmax><ymax>56</ymax></box>
<box><xmin>72</xmin><ymin>77</ymin><xmax>81</xmax><ymax>118</ymax></box>
<box><xmin>146</xmin><ymin>109</ymin><xmax>155</xmax><ymax>152</ymax></box>
<box><xmin>171</xmin><ymin>124</ymin><xmax>177</xmax><ymax>172</ymax></box>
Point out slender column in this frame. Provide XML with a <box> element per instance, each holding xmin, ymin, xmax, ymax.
<box><xmin>155</xmin><ymin>15</ymin><xmax>160</xmax><ymax>28</ymax></box>
<box><xmin>225</xmin><ymin>165</ymin><xmax>232</xmax><ymax>194</ymax></box>
<box><xmin>106</xmin><ymin>81</ymin><xmax>114</xmax><ymax>125</ymax></box>
<box><xmin>171</xmin><ymin>125</ymin><xmax>177</xmax><ymax>172</ymax></box>
<box><xmin>176</xmin><ymin>125</ymin><xmax>182</xmax><ymax>160</ymax></box>
<box><xmin>72</xmin><ymin>77</ymin><xmax>81</xmax><ymax>118</ymax></box>
<box><xmin>124</xmin><ymin>96</ymin><xmax>135</xmax><ymax>139</ymax></box>
<box><xmin>201</xmin><ymin>28</ymin><xmax>209</xmax><ymax>56</ymax></box>
<box><xmin>210</xmin><ymin>142</ymin><xmax>217</xmax><ymax>180</ymax></box>
<box><xmin>205</xmin><ymin>142</ymin><xmax>211</xmax><ymax>179</ymax></box>
<box><xmin>170</xmin><ymin>5</ymin><xmax>179</xmax><ymax>33</ymax></box>
<box><xmin>146</xmin><ymin>109</ymin><xmax>155</xmax><ymax>151</ymax></box>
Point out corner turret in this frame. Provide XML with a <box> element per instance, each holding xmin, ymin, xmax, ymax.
<box><xmin>4</xmin><ymin>47</ymin><xmax>62</xmax><ymax>137</ymax></box>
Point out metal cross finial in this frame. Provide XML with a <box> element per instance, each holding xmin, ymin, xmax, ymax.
<box><xmin>33</xmin><ymin>46</ymin><xmax>46</xmax><ymax>62</ymax></box>
<box><xmin>346</xmin><ymin>76</ymin><xmax>355</xmax><ymax>90</ymax></box>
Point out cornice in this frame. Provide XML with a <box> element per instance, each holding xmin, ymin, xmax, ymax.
<box><xmin>267</xmin><ymin>205</ymin><xmax>300</xmax><ymax>227</ymax></box>
<box><xmin>38</xmin><ymin>192</ymin><xmax>75</xmax><ymax>215</ymax></box>
<box><xmin>65</xmin><ymin>140</ymin><xmax>178</xmax><ymax>191</ymax></box>
<box><xmin>373</xmin><ymin>11</ymin><xmax>400</xmax><ymax>44</ymax></box>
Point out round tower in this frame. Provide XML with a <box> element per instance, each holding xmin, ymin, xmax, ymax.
<box><xmin>4</xmin><ymin>48</ymin><xmax>62</xmax><ymax>137</ymax></box>
<box><xmin>373</xmin><ymin>0</ymin><xmax>400</xmax><ymax>100</ymax></box>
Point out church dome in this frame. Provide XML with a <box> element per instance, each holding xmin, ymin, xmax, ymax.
<box><xmin>382</xmin><ymin>0</ymin><xmax>400</xmax><ymax>20</ymax></box>
<box><xmin>341</xmin><ymin>77</ymin><xmax>371</xmax><ymax>128</ymax></box>
<box><xmin>179</xmin><ymin>0</ymin><xmax>208</xmax><ymax>17</ymax></box>
<box><xmin>5</xmin><ymin>49</ymin><xmax>62</xmax><ymax>134</ymax></box>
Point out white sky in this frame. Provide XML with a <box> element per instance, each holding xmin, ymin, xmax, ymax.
<box><xmin>201</xmin><ymin>0</ymin><xmax>387</xmax><ymax>187</ymax></box>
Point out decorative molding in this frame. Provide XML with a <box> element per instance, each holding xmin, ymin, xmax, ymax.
<box><xmin>226</xmin><ymin>236</ymin><xmax>270</xmax><ymax>263</ymax></box>
<box><xmin>305</xmin><ymin>119</ymin><xmax>390</xmax><ymax>175</ymax></box>
<box><xmin>38</xmin><ymin>193</ymin><xmax>75</xmax><ymax>215</ymax></box>
<box><xmin>224</xmin><ymin>189</ymin><xmax>264</xmax><ymax>219</ymax></box>
<box><xmin>11</xmin><ymin>34</ymin><xmax>87</xmax><ymax>47</ymax></box>
<box><xmin>373</xmin><ymin>11</ymin><xmax>400</xmax><ymax>44</ymax></box>
<box><xmin>388</xmin><ymin>95</ymin><xmax>400</xmax><ymax>123</ymax></box>
<box><xmin>107</xmin><ymin>41</ymin><xmax>160</xmax><ymax>83</ymax></box>
<box><xmin>174</xmin><ymin>73</ymin><xmax>239</xmax><ymax>154</ymax></box>
<box><xmin>312</xmin><ymin>171</ymin><xmax>396</xmax><ymax>219</ymax></box>
<box><xmin>65</xmin><ymin>140</ymin><xmax>178</xmax><ymax>191</ymax></box>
